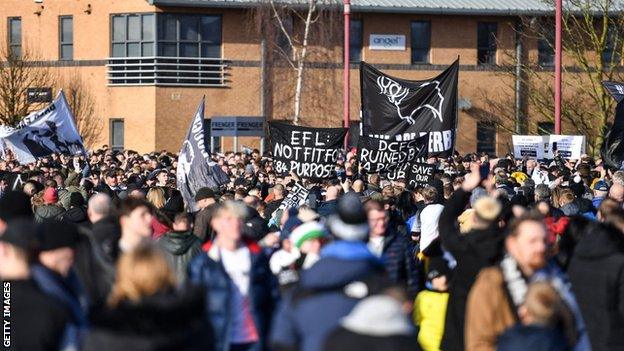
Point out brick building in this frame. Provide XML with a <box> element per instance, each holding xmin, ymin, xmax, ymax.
<box><xmin>0</xmin><ymin>0</ymin><xmax>564</xmax><ymax>154</ymax></box>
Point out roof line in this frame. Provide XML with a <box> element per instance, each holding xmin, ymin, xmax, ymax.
<box><xmin>149</xmin><ymin>0</ymin><xmax>555</xmax><ymax>16</ymax></box>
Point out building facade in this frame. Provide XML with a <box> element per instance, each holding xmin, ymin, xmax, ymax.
<box><xmin>0</xmin><ymin>0</ymin><xmax>563</xmax><ymax>154</ymax></box>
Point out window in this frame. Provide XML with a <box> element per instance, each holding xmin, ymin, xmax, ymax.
<box><xmin>537</xmin><ymin>122</ymin><xmax>554</xmax><ymax>135</ymax></box>
<box><xmin>476</xmin><ymin>121</ymin><xmax>496</xmax><ymax>155</ymax></box>
<box><xmin>477</xmin><ymin>22</ymin><xmax>497</xmax><ymax>65</ymax></box>
<box><xmin>157</xmin><ymin>14</ymin><xmax>222</xmax><ymax>58</ymax></box>
<box><xmin>110</xmin><ymin>119</ymin><xmax>124</xmax><ymax>151</ymax></box>
<box><xmin>8</xmin><ymin>17</ymin><xmax>21</xmax><ymax>58</ymax></box>
<box><xmin>411</xmin><ymin>21</ymin><xmax>431</xmax><ymax>64</ymax></box>
<box><xmin>59</xmin><ymin>16</ymin><xmax>73</xmax><ymax>60</ymax></box>
<box><xmin>537</xmin><ymin>20</ymin><xmax>554</xmax><ymax>67</ymax></box>
<box><xmin>205</xmin><ymin>119</ymin><xmax>221</xmax><ymax>153</ymax></box>
<box><xmin>603</xmin><ymin>24</ymin><xmax>622</xmax><ymax>66</ymax></box>
<box><xmin>111</xmin><ymin>14</ymin><xmax>154</xmax><ymax>57</ymax></box>
<box><xmin>349</xmin><ymin>19</ymin><xmax>362</xmax><ymax>62</ymax></box>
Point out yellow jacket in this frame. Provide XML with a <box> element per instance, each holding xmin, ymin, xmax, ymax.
<box><xmin>413</xmin><ymin>290</ymin><xmax>449</xmax><ymax>351</ymax></box>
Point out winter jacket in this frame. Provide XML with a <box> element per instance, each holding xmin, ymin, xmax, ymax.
<box><xmin>62</xmin><ymin>206</ymin><xmax>89</xmax><ymax>227</ymax></box>
<box><xmin>193</xmin><ymin>204</ymin><xmax>215</xmax><ymax>242</ymax></box>
<box><xmin>188</xmin><ymin>240</ymin><xmax>279</xmax><ymax>351</ymax></box>
<box><xmin>32</xmin><ymin>265</ymin><xmax>90</xmax><ymax>351</ymax></box>
<box><xmin>324</xmin><ymin>295</ymin><xmax>420</xmax><ymax>351</ymax></box>
<box><xmin>317</xmin><ymin>199</ymin><xmax>338</xmax><ymax>218</ymax></box>
<box><xmin>270</xmin><ymin>241</ymin><xmax>388</xmax><ymax>351</ymax></box>
<box><xmin>567</xmin><ymin>224</ymin><xmax>624</xmax><ymax>351</ymax></box>
<box><xmin>497</xmin><ymin>325</ymin><xmax>570</xmax><ymax>351</ymax></box>
<box><xmin>7</xmin><ymin>279</ymin><xmax>70</xmax><ymax>351</ymax></box>
<box><xmin>414</xmin><ymin>290</ymin><xmax>449</xmax><ymax>351</ymax></box>
<box><xmin>74</xmin><ymin>229</ymin><xmax>116</xmax><ymax>309</ymax></box>
<box><xmin>263</xmin><ymin>199</ymin><xmax>284</xmax><ymax>219</ymax></box>
<box><xmin>439</xmin><ymin>189</ymin><xmax>504</xmax><ymax>351</ymax></box>
<box><xmin>84</xmin><ymin>287</ymin><xmax>212</xmax><ymax>351</ymax></box>
<box><xmin>34</xmin><ymin>204</ymin><xmax>66</xmax><ymax>222</ymax></box>
<box><xmin>90</xmin><ymin>217</ymin><xmax>121</xmax><ymax>264</ymax></box>
<box><xmin>381</xmin><ymin>227</ymin><xmax>420</xmax><ymax>298</ymax></box>
<box><xmin>157</xmin><ymin>231</ymin><xmax>203</xmax><ymax>285</ymax></box>
<box><xmin>467</xmin><ymin>263</ymin><xmax>589</xmax><ymax>351</ymax></box>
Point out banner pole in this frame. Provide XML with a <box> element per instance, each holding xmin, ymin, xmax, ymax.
<box><xmin>554</xmin><ymin>0</ymin><xmax>562</xmax><ymax>135</ymax></box>
<box><xmin>343</xmin><ymin>0</ymin><xmax>351</xmax><ymax>149</ymax></box>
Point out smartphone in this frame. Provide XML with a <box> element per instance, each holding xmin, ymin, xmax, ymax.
<box><xmin>479</xmin><ymin>164</ymin><xmax>490</xmax><ymax>180</ymax></box>
<box><xmin>552</xmin><ymin>142</ymin><xmax>558</xmax><ymax>152</ymax></box>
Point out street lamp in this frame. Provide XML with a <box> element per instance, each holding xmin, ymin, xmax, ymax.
<box><xmin>343</xmin><ymin>0</ymin><xmax>351</xmax><ymax>130</ymax></box>
<box><xmin>555</xmin><ymin>0</ymin><xmax>562</xmax><ymax>134</ymax></box>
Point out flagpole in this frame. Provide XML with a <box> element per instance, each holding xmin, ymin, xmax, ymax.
<box><xmin>554</xmin><ymin>0</ymin><xmax>562</xmax><ymax>134</ymax></box>
<box><xmin>343</xmin><ymin>0</ymin><xmax>351</xmax><ymax>147</ymax></box>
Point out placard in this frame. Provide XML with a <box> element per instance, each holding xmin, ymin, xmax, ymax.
<box><xmin>512</xmin><ymin>135</ymin><xmax>545</xmax><ymax>159</ymax></box>
<box><xmin>278</xmin><ymin>182</ymin><xmax>309</xmax><ymax>211</ymax></box>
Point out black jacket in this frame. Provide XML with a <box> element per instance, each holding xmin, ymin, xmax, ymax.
<box><xmin>380</xmin><ymin>227</ymin><xmax>420</xmax><ymax>298</ymax></box>
<box><xmin>62</xmin><ymin>206</ymin><xmax>90</xmax><ymax>227</ymax></box>
<box><xmin>157</xmin><ymin>231</ymin><xmax>203</xmax><ymax>284</ymax></box>
<box><xmin>567</xmin><ymin>223</ymin><xmax>624</xmax><ymax>351</ymax></box>
<box><xmin>439</xmin><ymin>189</ymin><xmax>504</xmax><ymax>351</ymax></box>
<box><xmin>6</xmin><ymin>279</ymin><xmax>70</xmax><ymax>351</ymax></box>
<box><xmin>324</xmin><ymin>327</ymin><xmax>421</xmax><ymax>351</ymax></box>
<box><xmin>83</xmin><ymin>287</ymin><xmax>212</xmax><ymax>351</ymax></box>
<box><xmin>498</xmin><ymin>324</ymin><xmax>570</xmax><ymax>351</ymax></box>
<box><xmin>91</xmin><ymin>217</ymin><xmax>121</xmax><ymax>263</ymax></box>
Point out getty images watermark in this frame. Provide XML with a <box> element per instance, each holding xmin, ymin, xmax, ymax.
<box><xmin>2</xmin><ymin>282</ymin><xmax>10</xmax><ymax>348</ymax></box>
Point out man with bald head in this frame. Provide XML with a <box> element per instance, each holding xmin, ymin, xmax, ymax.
<box><xmin>609</xmin><ymin>183</ymin><xmax>624</xmax><ymax>203</ymax></box>
<box><xmin>88</xmin><ymin>193</ymin><xmax>120</xmax><ymax>263</ymax></box>
<box><xmin>317</xmin><ymin>184</ymin><xmax>341</xmax><ymax>217</ymax></box>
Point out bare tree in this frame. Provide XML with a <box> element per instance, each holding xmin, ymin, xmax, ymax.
<box><xmin>477</xmin><ymin>0</ymin><xmax>624</xmax><ymax>155</ymax></box>
<box><xmin>0</xmin><ymin>47</ymin><xmax>55</xmax><ymax>126</ymax></box>
<box><xmin>60</xmin><ymin>70</ymin><xmax>101</xmax><ymax>147</ymax></box>
<box><xmin>251</xmin><ymin>1</ymin><xmax>342</xmax><ymax>126</ymax></box>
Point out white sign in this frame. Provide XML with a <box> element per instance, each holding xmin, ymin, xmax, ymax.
<box><xmin>512</xmin><ymin>135</ymin><xmax>545</xmax><ymax>159</ymax></box>
<box><xmin>544</xmin><ymin>135</ymin><xmax>586</xmax><ymax>160</ymax></box>
<box><xmin>369</xmin><ymin>34</ymin><xmax>406</xmax><ymax>51</ymax></box>
<box><xmin>512</xmin><ymin>135</ymin><xmax>586</xmax><ymax>160</ymax></box>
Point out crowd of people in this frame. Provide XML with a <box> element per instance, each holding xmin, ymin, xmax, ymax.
<box><xmin>1</xmin><ymin>146</ymin><xmax>624</xmax><ymax>351</ymax></box>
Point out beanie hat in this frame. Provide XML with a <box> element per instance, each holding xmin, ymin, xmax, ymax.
<box><xmin>427</xmin><ymin>256</ymin><xmax>451</xmax><ymax>281</ymax></box>
<box><xmin>290</xmin><ymin>221</ymin><xmax>327</xmax><ymax>249</ymax></box>
<box><xmin>0</xmin><ymin>191</ymin><xmax>33</xmax><ymax>221</ymax></box>
<box><xmin>194</xmin><ymin>187</ymin><xmax>215</xmax><ymax>202</ymax></box>
<box><xmin>37</xmin><ymin>220</ymin><xmax>80</xmax><ymax>251</ymax></box>
<box><xmin>0</xmin><ymin>218</ymin><xmax>38</xmax><ymax>250</ymax></box>
<box><xmin>69</xmin><ymin>192</ymin><xmax>85</xmax><ymax>208</ymax></box>
<box><xmin>280</xmin><ymin>207</ymin><xmax>302</xmax><ymax>241</ymax></box>
<box><xmin>43</xmin><ymin>187</ymin><xmax>58</xmax><ymax>205</ymax></box>
<box><xmin>473</xmin><ymin>196</ymin><xmax>502</xmax><ymax>222</ymax></box>
<box><xmin>327</xmin><ymin>192</ymin><xmax>369</xmax><ymax>241</ymax></box>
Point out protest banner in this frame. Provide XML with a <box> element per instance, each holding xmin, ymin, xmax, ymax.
<box><xmin>358</xmin><ymin>133</ymin><xmax>429</xmax><ymax>173</ymax></box>
<box><xmin>543</xmin><ymin>135</ymin><xmax>586</xmax><ymax>159</ymax></box>
<box><xmin>360</xmin><ymin>60</ymin><xmax>458</xmax><ymax>157</ymax></box>
<box><xmin>268</xmin><ymin>121</ymin><xmax>347</xmax><ymax>179</ymax></box>
<box><xmin>512</xmin><ymin>135</ymin><xmax>545</xmax><ymax>159</ymax></box>
<box><xmin>278</xmin><ymin>182</ymin><xmax>309</xmax><ymax>211</ymax></box>
<box><xmin>602</xmin><ymin>81</ymin><xmax>624</xmax><ymax>168</ymax></box>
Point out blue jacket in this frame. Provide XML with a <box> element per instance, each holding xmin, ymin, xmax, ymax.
<box><xmin>270</xmin><ymin>241</ymin><xmax>387</xmax><ymax>351</ymax></box>
<box><xmin>32</xmin><ymin>264</ymin><xmax>89</xmax><ymax>351</ymax></box>
<box><xmin>498</xmin><ymin>324</ymin><xmax>570</xmax><ymax>351</ymax></box>
<box><xmin>188</xmin><ymin>240</ymin><xmax>279</xmax><ymax>351</ymax></box>
<box><xmin>317</xmin><ymin>199</ymin><xmax>338</xmax><ymax>218</ymax></box>
<box><xmin>381</xmin><ymin>227</ymin><xmax>420</xmax><ymax>297</ymax></box>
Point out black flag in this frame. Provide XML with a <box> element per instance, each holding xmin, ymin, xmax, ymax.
<box><xmin>268</xmin><ymin>121</ymin><xmax>347</xmax><ymax>179</ymax></box>
<box><xmin>360</xmin><ymin>59</ymin><xmax>459</xmax><ymax>157</ymax></box>
<box><xmin>176</xmin><ymin>97</ymin><xmax>229</xmax><ymax>212</ymax></box>
<box><xmin>601</xmin><ymin>81</ymin><xmax>624</xmax><ymax>169</ymax></box>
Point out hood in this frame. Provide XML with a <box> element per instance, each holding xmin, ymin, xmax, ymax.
<box><xmin>560</xmin><ymin>202</ymin><xmax>580</xmax><ymax>216</ymax></box>
<box><xmin>574</xmin><ymin>225</ymin><xmax>623</xmax><ymax>259</ymax></box>
<box><xmin>159</xmin><ymin>232</ymin><xmax>200</xmax><ymax>255</ymax></box>
<box><xmin>465</xmin><ymin>227</ymin><xmax>504</xmax><ymax>262</ymax></box>
<box><xmin>63</xmin><ymin>207</ymin><xmax>88</xmax><ymax>223</ymax></box>
<box><xmin>299</xmin><ymin>241</ymin><xmax>383</xmax><ymax>290</ymax></box>
<box><xmin>35</xmin><ymin>204</ymin><xmax>65</xmax><ymax>218</ymax></box>
<box><xmin>340</xmin><ymin>295</ymin><xmax>414</xmax><ymax>336</ymax></box>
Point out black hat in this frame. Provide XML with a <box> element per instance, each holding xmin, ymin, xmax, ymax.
<box><xmin>327</xmin><ymin>192</ymin><xmax>369</xmax><ymax>241</ymax></box>
<box><xmin>427</xmin><ymin>256</ymin><xmax>451</xmax><ymax>281</ymax></box>
<box><xmin>195</xmin><ymin>187</ymin><xmax>215</xmax><ymax>202</ymax></box>
<box><xmin>0</xmin><ymin>191</ymin><xmax>33</xmax><ymax>222</ymax></box>
<box><xmin>0</xmin><ymin>218</ymin><xmax>38</xmax><ymax>251</ymax></box>
<box><xmin>37</xmin><ymin>220</ymin><xmax>80</xmax><ymax>251</ymax></box>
